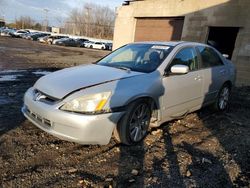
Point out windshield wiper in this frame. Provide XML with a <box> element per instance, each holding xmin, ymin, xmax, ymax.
<box><xmin>117</xmin><ymin>66</ymin><xmax>131</xmax><ymax>72</ymax></box>
<box><xmin>98</xmin><ymin>64</ymin><xmax>132</xmax><ymax>72</ymax></box>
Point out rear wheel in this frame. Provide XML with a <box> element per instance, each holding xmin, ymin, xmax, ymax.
<box><xmin>114</xmin><ymin>100</ymin><xmax>152</xmax><ymax>145</ymax></box>
<box><xmin>90</xmin><ymin>45</ymin><xmax>93</xmax><ymax>49</ymax></box>
<box><xmin>213</xmin><ymin>84</ymin><xmax>231</xmax><ymax>111</ymax></box>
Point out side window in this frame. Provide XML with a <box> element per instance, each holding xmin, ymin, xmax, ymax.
<box><xmin>197</xmin><ymin>46</ymin><xmax>224</xmax><ymax>68</ymax></box>
<box><xmin>167</xmin><ymin>47</ymin><xmax>198</xmax><ymax>72</ymax></box>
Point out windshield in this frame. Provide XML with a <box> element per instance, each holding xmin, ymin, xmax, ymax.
<box><xmin>97</xmin><ymin>43</ymin><xmax>173</xmax><ymax>73</ymax></box>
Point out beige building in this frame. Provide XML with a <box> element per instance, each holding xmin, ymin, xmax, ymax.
<box><xmin>113</xmin><ymin>0</ymin><xmax>250</xmax><ymax>85</ymax></box>
<box><xmin>51</xmin><ymin>27</ymin><xmax>61</xmax><ymax>34</ymax></box>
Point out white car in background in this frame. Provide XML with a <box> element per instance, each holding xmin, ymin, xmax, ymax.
<box><xmin>86</xmin><ymin>41</ymin><xmax>106</xmax><ymax>50</ymax></box>
<box><xmin>11</xmin><ymin>30</ymin><xmax>30</xmax><ymax>38</ymax></box>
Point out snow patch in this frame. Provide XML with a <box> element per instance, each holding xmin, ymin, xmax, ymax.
<box><xmin>32</xmin><ymin>71</ymin><xmax>52</xmax><ymax>75</ymax></box>
<box><xmin>0</xmin><ymin>75</ymin><xmax>22</xmax><ymax>81</ymax></box>
<box><xmin>0</xmin><ymin>69</ymin><xmax>26</xmax><ymax>73</ymax></box>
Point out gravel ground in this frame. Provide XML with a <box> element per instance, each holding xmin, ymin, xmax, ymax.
<box><xmin>0</xmin><ymin>37</ymin><xmax>249</xmax><ymax>188</ymax></box>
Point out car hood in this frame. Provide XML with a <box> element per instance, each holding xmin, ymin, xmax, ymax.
<box><xmin>34</xmin><ymin>64</ymin><xmax>144</xmax><ymax>99</ymax></box>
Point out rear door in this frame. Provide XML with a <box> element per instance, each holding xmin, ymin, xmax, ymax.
<box><xmin>196</xmin><ymin>46</ymin><xmax>227</xmax><ymax>104</ymax></box>
<box><xmin>161</xmin><ymin>47</ymin><xmax>203</xmax><ymax>120</ymax></box>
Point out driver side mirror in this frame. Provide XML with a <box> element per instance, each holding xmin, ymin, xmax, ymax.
<box><xmin>170</xmin><ymin>65</ymin><xmax>189</xmax><ymax>74</ymax></box>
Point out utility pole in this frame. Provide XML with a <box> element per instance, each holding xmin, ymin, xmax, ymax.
<box><xmin>85</xmin><ymin>6</ymin><xmax>91</xmax><ymax>37</ymax></box>
<box><xmin>43</xmin><ymin>8</ymin><xmax>49</xmax><ymax>31</ymax></box>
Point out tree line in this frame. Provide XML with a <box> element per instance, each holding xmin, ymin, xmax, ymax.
<box><xmin>3</xmin><ymin>2</ymin><xmax>116</xmax><ymax>39</ymax></box>
<box><xmin>64</xmin><ymin>3</ymin><xmax>115</xmax><ymax>39</ymax></box>
<box><xmin>6</xmin><ymin>16</ymin><xmax>42</xmax><ymax>30</ymax></box>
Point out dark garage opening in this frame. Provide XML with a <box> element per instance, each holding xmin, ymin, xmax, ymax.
<box><xmin>207</xmin><ymin>27</ymin><xmax>239</xmax><ymax>59</ymax></box>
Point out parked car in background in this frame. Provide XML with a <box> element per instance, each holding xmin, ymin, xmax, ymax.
<box><xmin>0</xmin><ymin>27</ymin><xmax>5</xmax><ymax>33</ymax></box>
<box><xmin>20</xmin><ymin>32</ymin><xmax>37</xmax><ymax>39</ymax></box>
<box><xmin>0</xmin><ymin>28</ymin><xmax>16</xmax><ymax>36</ymax></box>
<box><xmin>10</xmin><ymin>30</ymin><xmax>30</xmax><ymax>38</ymax></box>
<box><xmin>55</xmin><ymin>38</ymin><xmax>83</xmax><ymax>47</ymax></box>
<box><xmin>25</xmin><ymin>32</ymin><xmax>40</xmax><ymax>40</ymax></box>
<box><xmin>47</xmin><ymin>35</ymin><xmax>69</xmax><ymax>44</ymax></box>
<box><xmin>22</xmin><ymin>41</ymin><xmax>236</xmax><ymax>145</ymax></box>
<box><xmin>0</xmin><ymin>29</ymin><xmax>9</xmax><ymax>36</ymax></box>
<box><xmin>105</xmin><ymin>43</ymin><xmax>113</xmax><ymax>51</ymax></box>
<box><xmin>86</xmin><ymin>41</ymin><xmax>106</xmax><ymax>50</ymax></box>
<box><xmin>53</xmin><ymin>37</ymin><xmax>71</xmax><ymax>45</ymax></box>
<box><xmin>81</xmin><ymin>41</ymin><xmax>93</xmax><ymax>48</ymax></box>
<box><xmin>76</xmin><ymin>38</ymin><xmax>89</xmax><ymax>47</ymax></box>
<box><xmin>29</xmin><ymin>33</ymin><xmax>50</xmax><ymax>41</ymax></box>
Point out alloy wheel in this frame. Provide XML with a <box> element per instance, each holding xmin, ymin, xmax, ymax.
<box><xmin>218</xmin><ymin>87</ymin><xmax>230</xmax><ymax>110</ymax></box>
<box><xmin>129</xmin><ymin>103</ymin><xmax>151</xmax><ymax>142</ymax></box>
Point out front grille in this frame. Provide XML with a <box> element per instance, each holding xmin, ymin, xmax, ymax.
<box><xmin>33</xmin><ymin>89</ymin><xmax>58</xmax><ymax>104</ymax></box>
<box><xmin>26</xmin><ymin>106</ymin><xmax>52</xmax><ymax>127</ymax></box>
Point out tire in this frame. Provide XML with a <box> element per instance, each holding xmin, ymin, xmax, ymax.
<box><xmin>213</xmin><ymin>84</ymin><xmax>231</xmax><ymax>111</ymax></box>
<box><xmin>90</xmin><ymin>45</ymin><xmax>93</xmax><ymax>49</ymax></box>
<box><xmin>114</xmin><ymin>99</ymin><xmax>152</xmax><ymax>145</ymax></box>
<box><xmin>101</xmin><ymin>47</ymin><xmax>104</xmax><ymax>50</ymax></box>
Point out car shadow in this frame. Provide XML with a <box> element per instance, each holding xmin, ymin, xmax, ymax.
<box><xmin>107</xmin><ymin>70</ymin><xmax>165</xmax><ymax>187</ymax></box>
<box><xmin>197</xmin><ymin>86</ymin><xmax>250</xmax><ymax>187</ymax></box>
<box><xmin>178</xmin><ymin>141</ymin><xmax>233</xmax><ymax>187</ymax></box>
<box><xmin>150</xmin><ymin>126</ymin><xmax>185</xmax><ymax>187</ymax></box>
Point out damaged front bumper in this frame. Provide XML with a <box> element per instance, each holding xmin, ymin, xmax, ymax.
<box><xmin>22</xmin><ymin>88</ymin><xmax>123</xmax><ymax>145</ymax></box>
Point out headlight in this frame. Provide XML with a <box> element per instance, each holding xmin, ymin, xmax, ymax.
<box><xmin>60</xmin><ymin>92</ymin><xmax>111</xmax><ymax>113</ymax></box>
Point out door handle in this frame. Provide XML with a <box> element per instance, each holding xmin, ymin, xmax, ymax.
<box><xmin>195</xmin><ymin>75</ymin><xmax>202</xmax><ymax>81</ymax></box>
<box><xmin>220</xmin><ymin>69</ymin><xmax>226</xmax><ymax>74</ymax></box>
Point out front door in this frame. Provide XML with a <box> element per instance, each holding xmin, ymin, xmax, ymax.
<box><xmin>161</xmin><ymin>47</ymin><xmax>203</xmax><ymax>121</ymax></box>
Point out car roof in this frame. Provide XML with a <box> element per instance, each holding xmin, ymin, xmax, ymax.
<box><xmin>132</xmin><ymin>41</ymin><xmax>208</xmax><ymax>47</ymax></box>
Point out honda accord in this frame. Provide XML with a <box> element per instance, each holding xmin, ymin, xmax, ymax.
<box><xmin>22</xmin><ymin>41</ymin><xmax>236</xmax><ymax>145</ymax></box>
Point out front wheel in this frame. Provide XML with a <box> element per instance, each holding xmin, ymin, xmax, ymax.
<box><xmin>213</xmin><ymin>84</ymin><xmax>231</xmax><ymax>111</ymax></box>
<box><xmin>114</xmin><ymin>100</ymin><xmax>152</xmax><ymax>145</ymax></box>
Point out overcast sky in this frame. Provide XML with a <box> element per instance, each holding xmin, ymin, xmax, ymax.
<box><xmin>0</xmin><ymin>0</ymin><xmax>124</xmax><ymax>26</ymax></box>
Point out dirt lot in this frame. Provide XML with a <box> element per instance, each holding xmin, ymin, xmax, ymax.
<box><xmin>0</xmin><ymin>37</ymin><xmax>249</xmax><ymax>188</ymax></box>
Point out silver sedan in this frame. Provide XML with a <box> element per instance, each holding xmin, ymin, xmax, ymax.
<box><xmin>22</xmin><ymin>41</ymin><xmax>236</xmax><ymax>145</ymax></box>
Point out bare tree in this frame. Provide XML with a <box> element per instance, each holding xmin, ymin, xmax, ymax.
<box><xmin>64</xmin><ymin>3</ymin><xmax>115</xmax><ymax>39</ymax></box>
<box><xmin>15</xmin><ymin>16</ymin><xmax>35</xmax><ymax>29</ymax></box>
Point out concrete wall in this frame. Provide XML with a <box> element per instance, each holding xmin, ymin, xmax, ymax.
<box><xmin>113</xmin><ymin>0</ymin><xmax>250</xmax><ymax>85</ymax></box>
